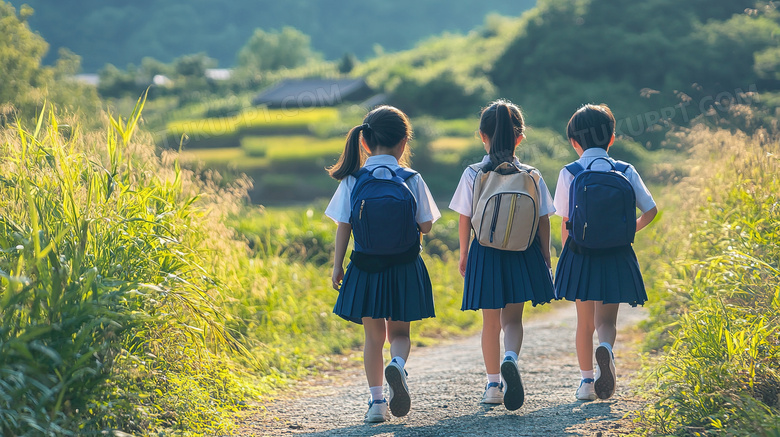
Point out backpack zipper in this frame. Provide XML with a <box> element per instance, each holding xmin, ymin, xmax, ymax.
<box><xmin>581</xmin><ymin>186</ymin><xmax>587</xmax><ymax>242</ymax></box>
<box><xmin>502</xmin><ymin>194</ymin><xmax>518</xmax><ymax>248</ymax></box>
<box><xmin>359</xmin><ymin>199</ymin><xmax>365</xmax><ymax>220</ymax></box>
<box><xmin>489</xmin><ymin>195</ymin><xmax>501</xmax><ymax>243</ymax></box>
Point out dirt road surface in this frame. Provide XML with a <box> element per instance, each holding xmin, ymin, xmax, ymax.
<box><xmin>237</xmin><ymin>303</ymin><xmax>648</xmax><ymax>436</ymax></box>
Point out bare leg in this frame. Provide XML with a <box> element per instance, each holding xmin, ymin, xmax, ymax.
<box><xmin>481</xmin><ymin>309</ymin><xmax>502</xmax><ymax>374</ymax></box>
<box><xmin>594</xmin><ymin>302</ymin><xmax>620</xmax><ymax>347</ymax></box>
<box><xmin>386</xmin><ymin>320</ymin><xmax>411</xmax><ymax>362</ymax></box>
<box><xmin>362</xmin><ymin>317</ymin><xmax>387</xmax><ymax>388</ymax></box>
<box><xmin>501</xmin><ymin>302</ymin><xmax>525</xmax><ymax>355</ymax></box>
<box><xmin>575</xmin><ymin>300</ymin><xmax>596</xmax><ymax>371</ymax></box>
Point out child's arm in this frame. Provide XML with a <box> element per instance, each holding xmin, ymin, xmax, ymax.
<box><xmin>458</xmin><ymin>214</ymin><xmax>471</xmax><ymax>277</ymax></box>
<box><xmin>636</xmin><ymin>206</ymin><xmax>658</xmax><ymax>232</ymax></box>
<box><xmin>331</xmin><ymin>222</ymin><xmax>352</xmax><ymax>290</ymax></box>
<box><xmin>538</xmin><ymin>214</ymin><xmax>552</xmax><ymax>268</ymax></box>
<box><xmin>418</xmin><ymin>220</ymin><xmax>433</xmax><ymax>234</ymax></box>
<box><xmin>561</xmin><ymin>217</ymin><xmax>569</xmax><ymax>244</ymax></box>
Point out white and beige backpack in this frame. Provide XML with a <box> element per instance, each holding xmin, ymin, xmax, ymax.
<box><xmin>470</xmin><ymin>161</ymin><xmax>541</xmax><ymax>251</ymax></box>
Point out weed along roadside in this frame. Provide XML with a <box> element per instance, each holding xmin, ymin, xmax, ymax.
<box><xmin>633</xmin><ymin>127</ymin><xmax>780</xmax><ymax>435</ymax></box>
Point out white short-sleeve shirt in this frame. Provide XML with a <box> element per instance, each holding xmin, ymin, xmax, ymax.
<box><xmin>553</xmin><ymin>148</ymin><xmax>656</xmax><ymax>219</ymax></box>
<box><xmin>324</xmin><ymin>155</ymin><xmax>441</xmax><ymax>224</ymax></box>
<box><xmin>448</xmin><ymin>155</ymin><xmax>555</xmax><ymax>217</ymax></box>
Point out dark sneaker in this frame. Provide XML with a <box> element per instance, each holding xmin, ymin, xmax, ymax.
<box><xmin>594</xmin><ymin>345</ymin><xmax>616</xmax><ymax>399</ymax></box>
<box><xmin>385</xmin><ymin>359</ymin><xmax>410</xmax><ymax>417</ymax></box>
<box><xmin>500</xmin><ymin>356</ymin><xmax>525</xmax><ymax>411</ymax></box>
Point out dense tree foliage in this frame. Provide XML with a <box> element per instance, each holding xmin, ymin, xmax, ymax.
<box><xmin>490</xmin><ymin>0</ymin><xmax>780</xmax><ymax>138</ymax></box>
<box><xmin>10</xmin><ymin>0</ymin><xmax>535</xmax><ymax>72</ymax></box>
<box><xmin>236</xmin><ymin>26</ymin><xmax>319</xmax><ymax>72</ymax></box>
<box><xmin>0</xmin><ymin>3</ymin><xmax>99</xmax><ymax>123</ymax></box>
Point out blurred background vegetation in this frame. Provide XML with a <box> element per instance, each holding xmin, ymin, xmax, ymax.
<box><xmin>1</xmin><ymin>0</ymin><xmax>779</xmax><ymax>435</ymax></box>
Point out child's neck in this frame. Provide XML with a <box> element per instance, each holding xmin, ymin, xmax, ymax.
<box><xmin>371</xmin><ymin>149</ymin><xmax>402</xmax><ymax>161</ymax></box>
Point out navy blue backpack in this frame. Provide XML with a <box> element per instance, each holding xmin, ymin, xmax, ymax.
<box><xmin>565</xmin><ymin>158</ymin><xmax>637</xmax><ymax>249</ymax></box>
<box><xmin>350</xmin><ymin>166</ymin><xmax>419</xmax><ymax>255</ymax></box>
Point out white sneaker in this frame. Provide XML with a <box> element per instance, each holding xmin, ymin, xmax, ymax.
<box><xmin>576</xmin><ymin>378</ymin><xmax>597</xmax><ymax>400</ymax></box>
<box><xmin>594</xmin><ymin>345</ymin><xmax>616</xmax><ymax>399</ymax></box>
<box><xmin>385</xmin><ymin>359</ymin><xmax>410</xmax><ymax>417</ymax></box>
<box><xmin>500</xmin><ymin>356</ymin><xmax>525</xmax><ymax>411</ymax></box>
<box><xmin>365</xmin><ymin>399</ymin><xmax>390</xmax><ymax>423</ymax></box>
<box><xmin>481</xmin><ymin>382</ymin><xmax>504</xmax><ymax>404</ymax></box>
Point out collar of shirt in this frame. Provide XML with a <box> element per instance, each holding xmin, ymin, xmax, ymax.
<box><xmin>478</xmin><ymin>154</ymin><xmax>522</xmax><ymax>167</ymax></box>
<box><xmin>580</xmin><ymin>148</ymin><xmax>610</xmax><ymax>160</ymax></box>
<box><xmin>365</xmin><ymin>154</ymin><xmax>400</xmax><ymax>168</ymax></box>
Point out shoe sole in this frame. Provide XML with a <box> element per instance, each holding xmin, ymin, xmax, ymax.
<box><xmin>385</xmin><ymin>364</ymin><xmax>410</xmax><ymax>417</ymax></box>
<box><xmin>481</xmin><ymin>396</ymin><xmax>503</xmax><ymax>404</ymax></box>
<box><xmin>365</xmin><ymin>414</ymin><xmax>388</xmax><ymax>423</ymax></box>
<box><xmin>500</xmin><ymin>360</ymin><xmax>525</xmax><ymax>411</ymax></box>
<box><xmin>576</xmin><ymin>390</ymin><xmax>597</xmax><ymax>401</ymax></box>
<box><xmin>594</xmin><ymin>346</ymin><xmax>615</xmax><ymax>399</ymax></box>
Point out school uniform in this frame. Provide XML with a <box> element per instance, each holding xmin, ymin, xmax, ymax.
<box><xmin>449</xmin><ymin>155</ymin><xmax>556</xmax><ymax>310</ymax></box>
<box><xmin>325</xmin><ymin>155</ymin><xmax>441</xmax><ymax>324</ymax></box>
<box><xmin>553</xmin><ymin>148</ymin><xmax>656</xmax><ymax>306</ymax></box>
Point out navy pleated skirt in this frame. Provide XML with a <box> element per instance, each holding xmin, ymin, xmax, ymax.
<box><xmin>462</xmin><ymin>236</ymin><xmax>555</xmax><ymax>310</ymax></box>
<box><xmin>554</xmin><ymin>238</ymin><xmax>647</xmax><ymax>306</ymax></box>
<box><xmin>334</xmin><ymin>255</ymin><xmax>435</xmax><ymax>325</ymax></box>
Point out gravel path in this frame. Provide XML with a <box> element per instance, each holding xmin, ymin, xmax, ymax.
<box><xmin>237</xmin><ymin>303</ymin><xmax>647</xmax><ymax>437</ymax></box>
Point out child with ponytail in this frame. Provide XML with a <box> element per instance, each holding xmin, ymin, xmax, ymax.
<box><xmin>449</xmin><ymin>100</ymin><xmax>556</xmax><ymax>411</ymax></box>
<box><xmin>325</xmin><ymin>106</ymin><xmax>440</xmax><ymax>423</ymax></box>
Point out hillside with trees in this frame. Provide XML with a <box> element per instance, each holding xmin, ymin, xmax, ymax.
<box><xmin>9</xmin><ymin>0</ymin><xmax>535</xmax><ymax>72</ymax></box>
<box><xmin>490</xmin><ymin>0</ymin><xmax>780</xmax><ymax>137</ymax></box>
<box><xmin>357</xmin><ymin>0</ymin><xmax>780</xmax><ymax>133</ymax></box>
<box><xmin>0</xmin><ymin>3</ymin><xmax>99</xmax><ymax>123</ymax></box>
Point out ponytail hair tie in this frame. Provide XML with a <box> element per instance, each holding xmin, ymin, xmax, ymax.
<box><xmin>361</xmin><ymin>123</ymin><xmax>371</xmax><ymax>131</ymax></box>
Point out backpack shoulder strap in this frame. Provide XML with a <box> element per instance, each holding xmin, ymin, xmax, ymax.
<box><xmin>515</xmin><ymin>162</ymin><xmax>536</xmax><ymax>174</ymax></box>
<box><xmin>351</xmin><ymin>167</ymin><xmax>373</xmax><ymax>197</ymax></box>
<box><xmin>613</xmin><ymin>160</ymin><xmax>631</xmax><ymax>174</ymax></box>
<box><xmin>468</xmin><ymin>163</ymin><xmax>485</xmax><ymax>174</ymax></box>
<box><xmin>396</xmin><ymin>167</ymin><xmax>418</xmax><ymax>181</ymax></box>
<box><xmin>565</xmin><ymin>162</ymin><xmax>585</xmax><ymax>177</ymax></box>
<box><xmin>353</xmin><ymin>167</ymin><xmax>370</xmax><ymax>179</ymax></box>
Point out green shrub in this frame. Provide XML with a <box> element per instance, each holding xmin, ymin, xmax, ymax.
<box><xmin>0</xmin><ymin>97</ymin><xmax>254</xmax><ymax>435</ymax></box>
<box><xmin>638</xmin><ymin>126</ymin><xmax>780</xmax><ymax>436</ymax></box>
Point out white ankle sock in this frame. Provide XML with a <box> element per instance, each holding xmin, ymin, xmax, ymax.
<box><xmin>370</xmin><ymin>386</ymin><xmax>384</xmax><ymax>402</ymax></box>
<box><xmin>581</xmin><ymin>369</ymin><xmax>595</xmax><ymax>379</ymax></box>
<box><xmin>391</xmin><ymin>356</ymin><xmax>406</xmax><ymax>368</ymax></box>
<box><xmin>504</xmin><ymin>351</ymin><xmax>518</xmax><ymax>362</ymax></box>
<box><xmin>487</xmin><ymin>373</ymin><xmax>501</xmax><ymax>384</ymax></box>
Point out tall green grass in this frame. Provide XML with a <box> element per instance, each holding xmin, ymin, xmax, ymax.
<box><xmin>0</xmin><ymin>97</ymin><xmax>256</xmax><ymax>435</ymax></box>
<box><xmin>227</xmin><ymin>207</ymin><xmax>485</xmax><ymax>378</ymax></box>
<box><xmin>637</xmin><ymin>126</ymin><xmax>780</xmax><ymax>436</ymax></box>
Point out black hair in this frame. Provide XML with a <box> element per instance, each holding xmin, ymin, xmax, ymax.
<box><xmin>566</xmin><ymin>104</ymin><xmax>616</xmax><ymax>150</ymax></box>
<box><xmin>479</xmin><ymin>99</ymin><xmax>525</xmax><ymax>168</ymax></box>
<box><xmin>327</xmin><ymin>105</ymin><xmax>413</xmax><ymax>180</ymax></box>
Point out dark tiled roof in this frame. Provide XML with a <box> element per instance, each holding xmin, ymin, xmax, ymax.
<box><xmin>252</xmin><ymin>78</ymin><xmax>374</xmax><ymax>108</ymax></box>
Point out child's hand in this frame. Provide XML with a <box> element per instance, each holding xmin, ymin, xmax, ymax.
<box><xmin>459</xmin><ymin>255</ymin><xmax>467</xmax><ymax>278</ymax></box>
<box><xmin>332</xmin><ymin>266</ymin><xmax>344</xmax><ymax>290</ymax></box>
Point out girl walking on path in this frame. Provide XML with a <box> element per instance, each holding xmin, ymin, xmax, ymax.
<box><xmin>325</xmin><ymin>106</ymin><xmax>441</xmax><ymax>423</ymax></box>
<box><xmin>449</xmin><ymin>100</ymin><xmax>556</xmax><ymax>411</ymax></box>
<box><xmin>553</xmin><ymin>104</ymin><xmax>657</xmax><ymax>401</ymax></box>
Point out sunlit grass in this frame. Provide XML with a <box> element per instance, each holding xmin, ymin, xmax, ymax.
<box><xmin>0</xmin><ymin>97</ymin><xmax>258</xmax><ymax>435</ymax></box>
<box><xmin>636</xmin><ymin>125</ymin><xmax>780</xmax><ymax>436</ymax></box>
